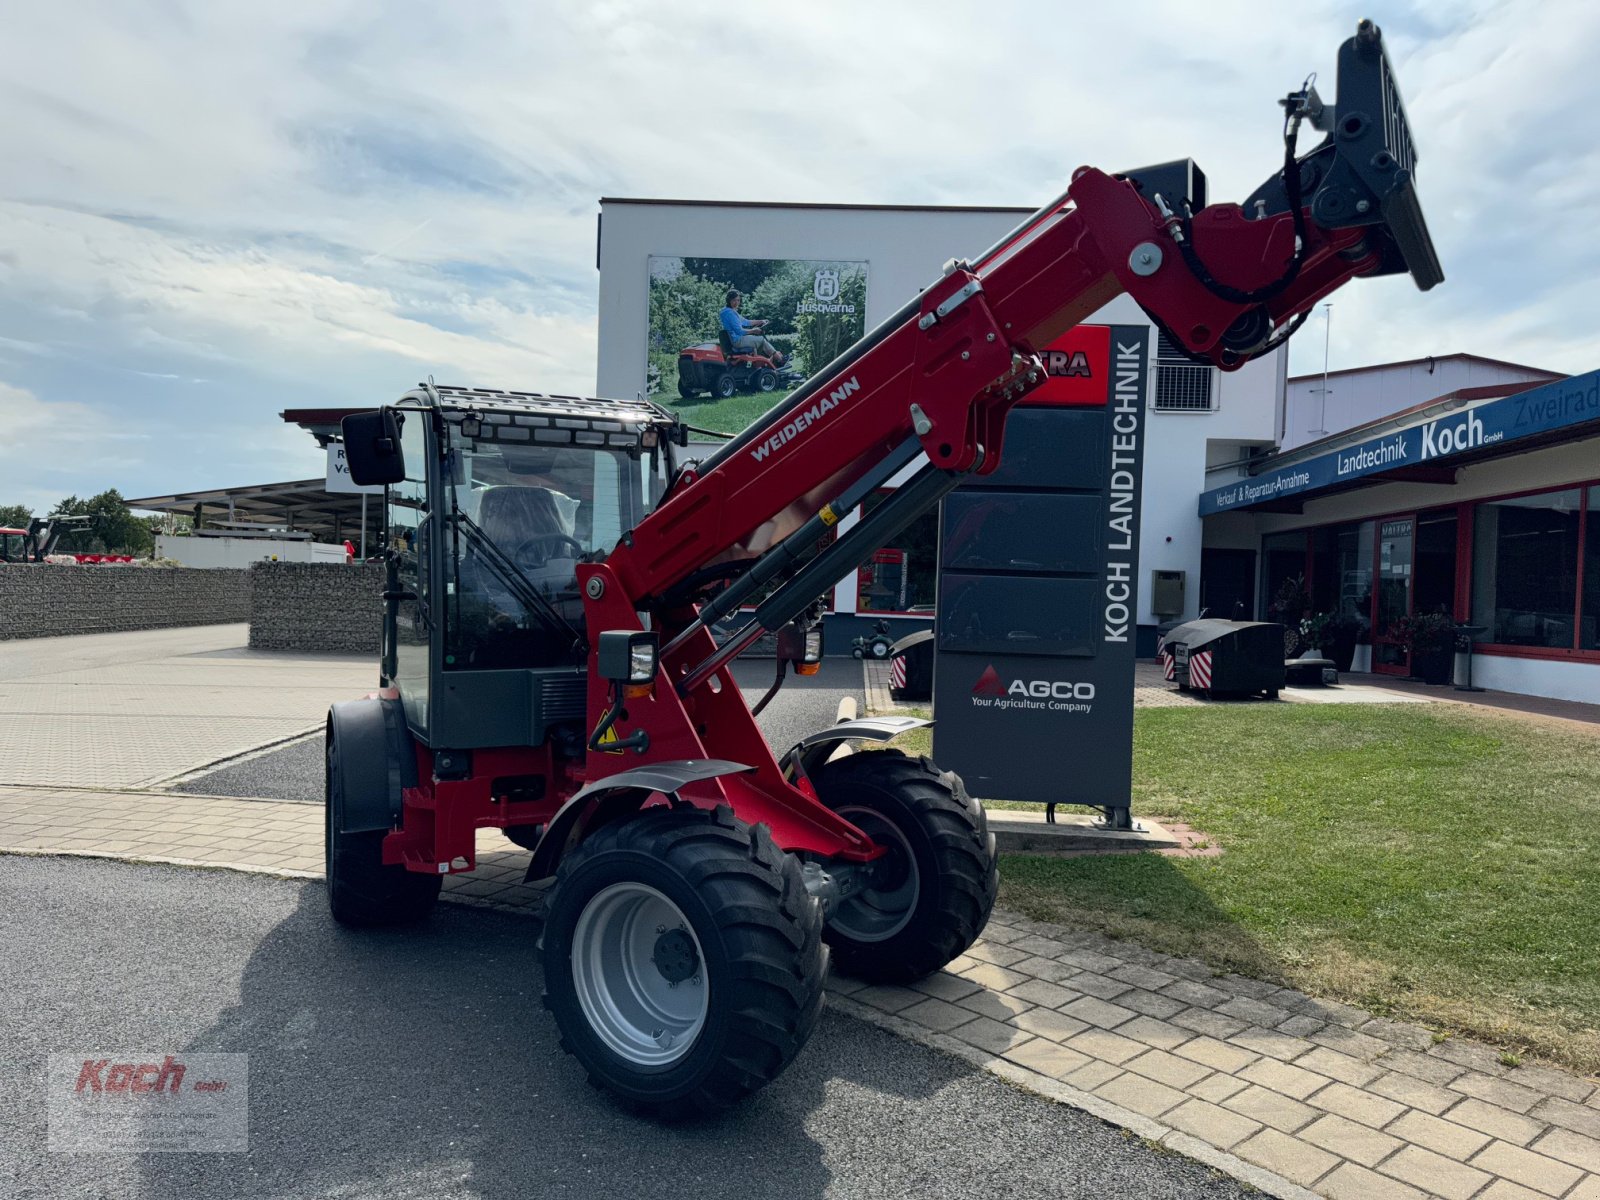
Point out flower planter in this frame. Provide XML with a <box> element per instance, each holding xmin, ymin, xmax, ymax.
<box><xmin>1412</xmin><ymin>644</ymin><xmax>1453</xmax><ymax>685</ymax></box>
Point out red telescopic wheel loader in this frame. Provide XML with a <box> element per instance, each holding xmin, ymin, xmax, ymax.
<box><xmin>329</xmin><ymin>21</ymin><xmax>1441</xmax><ymax>1112</ymax></box>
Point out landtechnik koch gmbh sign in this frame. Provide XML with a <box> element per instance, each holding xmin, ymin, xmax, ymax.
<box><xmin>1198</xmin><ymin>368</ymin><xmax>1600</xmax><ymax>515</ymax></box>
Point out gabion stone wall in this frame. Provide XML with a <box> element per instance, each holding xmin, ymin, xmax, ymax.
<box><xmin>0</xmin><ymin>567</ymin><xmax>250</xmax><ymax>641</ymax></box>
<box><xmin>248</xmin><ymin>562</ymin><xmax>383</xmax><ymax>653</ymax></box>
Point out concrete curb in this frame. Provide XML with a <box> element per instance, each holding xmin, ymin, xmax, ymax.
<box><xmin>0</xmin><ymin>846</ymin><xmax>323</xmax><ymax>881</ymax></box>
<box><xmin>140</xmin><ymin>724</ymin><xmax>323</xmax><ymax>790</ymax></box>
<box><xmin>829</xmin><ymin>993</ymin><xmax>1322</xmax><ymax>1200</ymax></box>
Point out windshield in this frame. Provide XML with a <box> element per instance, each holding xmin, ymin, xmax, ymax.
<box><xmin>0</xmin><ymin>532</ymin><xmax>26</xmax><ymax>562</ymax></box>
<box><xmin>442</xmin><ymin>434</ymin><xmax>647</xmax><ymax>671</ymax></box>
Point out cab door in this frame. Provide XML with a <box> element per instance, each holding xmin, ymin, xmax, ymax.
<box><xmin>387</xmin><ymin>410</ymin><xmax>434</xmax><ymax>738</ymax></box>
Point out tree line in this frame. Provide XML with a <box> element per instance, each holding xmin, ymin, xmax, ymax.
<box><xmin>0</xmin><ymin>491</ymin><xmax>170</xmax><ymax>555</ymax></box>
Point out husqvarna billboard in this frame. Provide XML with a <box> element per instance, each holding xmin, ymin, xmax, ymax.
<box><xmin>933</xmin><ymin>325</ymin><xmax>1149</xmax><ymax>822</ymax></box>
<box><xmin>645</xmin><ymin>255</ymin><xmax>867</xmax><ymax>433</ymax></box>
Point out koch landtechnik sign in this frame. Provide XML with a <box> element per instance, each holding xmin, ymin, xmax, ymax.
<box><xmin>932</xmin><ymin>325</ymin><xmax>1148</xmax><ymax>824</ymax></box>
<box><xmin>1198</xmin><ymin>368</ymin><xmax>1600</xmax><ymax>516</ymax></box>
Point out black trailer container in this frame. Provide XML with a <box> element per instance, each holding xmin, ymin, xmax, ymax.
<box><xmin>1158</xmin><ymin>619</ymin><xmax>1285</xmax><ymax>699</ymax></box>
<box><xmin>888</xmin><ymin>629</ymin><xmax>934</xmax><ymax>703</ymax></box>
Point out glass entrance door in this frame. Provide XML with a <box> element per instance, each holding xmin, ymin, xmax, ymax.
<box><xmin>1373</xmin><ymin>517</ymin><xmax>1415</xmax><ymax>674</ymax></box>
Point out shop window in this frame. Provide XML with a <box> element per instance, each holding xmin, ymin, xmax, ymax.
<box><xmin>1153</xmin><ymin>332</ymin><xmax>1214</xmax><ymax>412</ymax></box>
<box><xmin>1583</xmin><ymin>486</ymin><xmax>1600</xmax><ymax>651</ymax></box>
<box><xmin>1471</xmin><ymin>489</ymin><xmax>1582</xmax><ymax>648</ymax></box>
<box><xmin>1260</xmin><ymin>531</ymin><xmax>1306</xmax><ymax>620</ymax></box>
<box><xmin>1309</xmin><ymin>521</ymin><xmax>1374</xmax><ymax>634</ymax></box>
<box><xmin>857</xmin><ymin>491</ymin><xmax>937</xmax><ymax>614</ymax></box>
<box><xmin>1414</xmin><ymin>510</ymin><xmax>1458</xmax><ymax>617</ymax></box>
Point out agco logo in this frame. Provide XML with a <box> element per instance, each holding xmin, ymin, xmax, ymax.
<box><xmin>813</xmin><ymin>269</ymin><xmax>840</xmax><ymax>302</ymax></box>
<box><xmin>971</xmin><ymin>665</ymin><xmax>1095</xmax><ymax>711</ymax></box>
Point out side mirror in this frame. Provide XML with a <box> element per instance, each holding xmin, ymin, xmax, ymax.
<box><xmin>341</xmin><ymin>409</ymin><xmax>406</xmax><ymax>487</ymax></box>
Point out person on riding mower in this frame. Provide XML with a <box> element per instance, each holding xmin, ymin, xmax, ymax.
<box><xmin>719</xmin><ymin>290</ymin><xmax>787</xmax><ymax>367</ymax></box>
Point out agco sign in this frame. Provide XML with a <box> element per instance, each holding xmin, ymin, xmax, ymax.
<box><xmin>970</xmin><ymin>665</ymin><xmax>1096</xmax><ymax>713</ymax></box>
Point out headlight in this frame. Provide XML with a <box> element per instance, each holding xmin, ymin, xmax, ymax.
<box><xmin>629</xmin><ymin>641</ymin><xmax>657</xmax><ymax>684</ymax></box>
<box><xmin>598</xmin><ymin>630</ymin><xmax>659</xmax><ymax>687</ymax></box>
<box><xmin>803</xmin><ymin>628</ymin><xmax>823</xmax><ymax>664</ymax></box>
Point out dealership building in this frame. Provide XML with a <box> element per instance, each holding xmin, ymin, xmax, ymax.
<box><xmin>1201</xmin><ymin>360</ymin><xmax>1600</xmax><ymax>702</ymax></box>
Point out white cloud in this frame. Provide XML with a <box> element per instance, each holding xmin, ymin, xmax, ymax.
<box><xmin>0</xmin><ymin>381</ymin><xmax>156</xmax><ymax>512</ymax></box>
<box><xmin>0</xmin><ymin>0</ymin><xmax>1596</xmax><ymax>509</ymax></box>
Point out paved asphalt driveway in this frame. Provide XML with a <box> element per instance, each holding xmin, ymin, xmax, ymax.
<box><xmin>174</xmin><ymin>657</ymin><xmax>866</xmax><ymax>804</ymax></box>
<box><xmin>0</xmin><ymin>858</ymin><xmax>1252</xmax><ymax>1200</ymax></box>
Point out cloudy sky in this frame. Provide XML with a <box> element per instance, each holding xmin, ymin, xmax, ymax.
<box><xmin>3</xmin><ymin>1</ymin><xmax>1596</xmax><ymax>513</ymax></box>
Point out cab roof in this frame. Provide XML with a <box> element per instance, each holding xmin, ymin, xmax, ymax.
<box><xmin>404</xmin><ymin>384</ymin><xmax>676</xmax><ymax>426</ymax></box>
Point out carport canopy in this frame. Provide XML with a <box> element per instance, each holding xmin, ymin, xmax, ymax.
<box><xmin>126</xmin><ymin>479</ymin><xmax>372</xmax><ymax>543</ymax></box>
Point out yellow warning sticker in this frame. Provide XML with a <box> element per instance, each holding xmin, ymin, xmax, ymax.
<box><xmin>597</xmin><ymin>726</ymin><xmax>624</xmax><ymax>755</ymax></box>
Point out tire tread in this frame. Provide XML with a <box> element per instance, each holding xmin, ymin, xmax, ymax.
<box><xmin>812</xmin><ymin>751</ymin><xmax>998</xmax><ymax>983</ymax></box>
<box><xmin>543</xmin><ymin>805</ymin><xmax>826</xmax><ymax>1114</ymax></box>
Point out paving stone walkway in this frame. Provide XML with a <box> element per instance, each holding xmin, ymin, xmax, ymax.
<box><xmin>2</xmin><ymin>784</ymin><xmax>1597</xmax><ymax>1200</ymax></box>
<box><xmin>0</xmin><ymin>625</ymin><xmax>375</xmax><ymax>789</ymax></box>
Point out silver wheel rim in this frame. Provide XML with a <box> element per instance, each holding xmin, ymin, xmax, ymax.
<box><xmin>570</xmin><ymin>882</ymin><xmax>709</xmax><ymax>1068</ymax></box>
<box><xmin>829</xmin><ymin>806</ymin><xmax>918</xmax><ymax>942</ymax></box>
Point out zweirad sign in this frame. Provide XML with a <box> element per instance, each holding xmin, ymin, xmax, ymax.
<box><xmin>1199</xmin><ymin>368</ymin><xmax>1600</xmax><ymax>515</ymax></box>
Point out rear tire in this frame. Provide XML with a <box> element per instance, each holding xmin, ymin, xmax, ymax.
<box><xmin>541</xmin><ymin>806</ymin><xmax>826</xmax><ymax>1113</ymax></box>
<box><xmin>810</xmin><ymin>752</ymin><xmax>997</xmax><ymax>983</ymax></box>
<box><xmin>713</xmin><ymin>373</ymin><xmax>737</xmax><ymax>399</ymax></box>
<box><xmin>324</xmin><ymin>733</ymin><xmax>440</xmax><ymax>927</ymax></box>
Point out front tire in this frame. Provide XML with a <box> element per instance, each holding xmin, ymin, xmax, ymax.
<box><xmin>811</xmin><ymin>752</ymin><xmax>997</xmax><ymax>982</ymax></box>
<box><xmin>542</xmin><ymin>806</ymin><xmax>826</xmax><ymax>1113</ymax></box>
<box><xmin>324</xmin><ymin>733</ymin><xmax>440</xmax><ymax>927</ymax></box>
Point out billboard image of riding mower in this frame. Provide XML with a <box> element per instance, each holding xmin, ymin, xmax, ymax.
<box><xmin>646</xmin><ymin>255</ymin><xmax>867</xmax><ymax>433</ymax></box>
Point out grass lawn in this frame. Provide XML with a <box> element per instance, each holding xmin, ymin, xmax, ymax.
<box><xmin>893</xmin><ymin>703</ymin><xmax>1600</xmax><ymax>1073</ymax></box>
<box><xmin>657</xmin><ymin>381</ymin><xmax>801</xmax><ymax>435</ymax></box>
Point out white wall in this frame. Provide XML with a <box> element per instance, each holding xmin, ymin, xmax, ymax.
<box><xmin>1136</xmin><ymin>308</ymin><xmax>1282</xmax><ymax>626</ymax></box>
<box><xmin>157</xmin><ymin>535</ymin><xmax>346</xmax><ymax>568</ymax></box>
<box><xmin>1283</xmin><ymin>355</ymin><xmax>1559</xmax><ymax>451</ymax></box>
<box><xmin>1471</xmin><ymin>655</ymin><xmax>1596</xmax><ymax>705</ymax></box>
<box><xmin>596</xmin><ymin>200</ymin><xmax>1283</xmax><ymax>629</ymax></box>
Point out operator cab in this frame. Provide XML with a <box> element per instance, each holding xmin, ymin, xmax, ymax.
<box><xmin>345</xmin><ymin>385</ymin><xmax>684</xmax><ymax>749</ymax></box>
<box><xmin>0</xmin><ymin>528</ymin><xmax>29</xmax><ymax>563</ymax></box>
